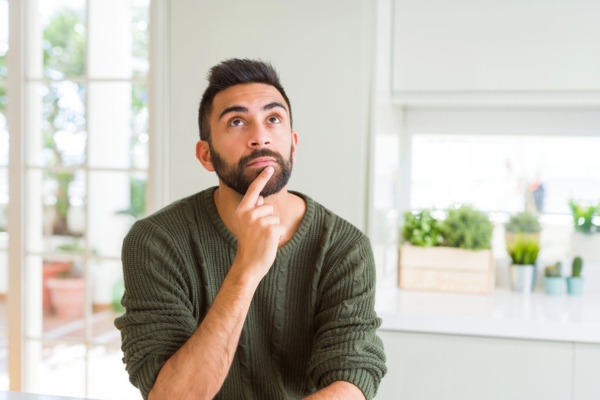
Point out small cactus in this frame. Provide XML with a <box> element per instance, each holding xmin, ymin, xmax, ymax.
<box><xmin>545</xmin><ymin>262</ymin><xmax>562</xmax><ymax>278</ymax></box>
<box><xmin>572</xmin><ymin>257</ymin><xmax>583</xmax><ymax>277</ymax></box>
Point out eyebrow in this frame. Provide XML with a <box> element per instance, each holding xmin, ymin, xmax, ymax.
<box><xmin>218</xmin><ymin>101</ymin><xmax>288</xmax><ymax>121</ymax></box>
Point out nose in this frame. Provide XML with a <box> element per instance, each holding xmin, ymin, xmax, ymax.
<box><xmin>248</xmin><ymin>124</ymin><xmax>272</xmax><ymax>148</ymax></box>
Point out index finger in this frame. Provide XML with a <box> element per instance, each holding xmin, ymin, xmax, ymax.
<box><xmin>238</xmin><ymin>166</ymin><xmax>274</xmax><ymax>210</ymax></box>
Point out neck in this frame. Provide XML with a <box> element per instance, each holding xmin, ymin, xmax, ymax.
<box><xmin>213</xmin><ymin>182</ymin><xmax>305</xmax><ymax>247</ymax></box>
<box><xmin>214</xmin><ymin>183</ymin><xmax>290</xmax><ymax>220</ymax></box>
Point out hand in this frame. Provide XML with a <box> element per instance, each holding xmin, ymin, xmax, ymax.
<box><xmin>233</xmin><ymin>166</ymin><xmax>286</xmax><ymax>280</ymax></box>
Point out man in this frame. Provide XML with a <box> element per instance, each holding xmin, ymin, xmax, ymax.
<box><xmin>115</xmin><ymin>58</ymin><xmax>386</xmax><ymax>400</ymax></box>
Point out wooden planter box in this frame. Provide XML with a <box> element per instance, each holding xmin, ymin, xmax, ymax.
<box><xmin>398</xmin><ymin>244</ymin><xmax>495</xmax><ymax>294</ymax></box>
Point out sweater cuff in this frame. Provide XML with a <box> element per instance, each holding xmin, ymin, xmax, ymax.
<box><xmin>320</xmin><ymin>369</ymin><xmax>377</xmax><ymax>400</ymax></box>
<box><xmin>131</xmin><ymin>355</ymin><xmax>166</xmax><ymax>400</ymax></box>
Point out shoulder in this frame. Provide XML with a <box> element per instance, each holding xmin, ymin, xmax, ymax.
<box><xmin>124</xmin><ymin>188</ymin><xmax>215</xmax><ymax>244</ymax></box>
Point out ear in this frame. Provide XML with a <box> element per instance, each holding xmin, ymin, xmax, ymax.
<box><xmin>196</xmin><ymin>140</ymin><xmax>215</xmax><ymax>172</ymax></box>
<box><xmin>291</xmin><ymin>131</ymin><xmax>299</xmax><ymax>164</ymax></box>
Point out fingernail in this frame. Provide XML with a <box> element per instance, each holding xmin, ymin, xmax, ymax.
<box><xmin>265</xmin><ymin>166</ymin><xmax>274</xmax><ymax>173</ymax></box>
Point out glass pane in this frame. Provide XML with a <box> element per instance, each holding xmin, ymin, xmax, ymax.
<box><xmin>88</xmin><ymin>171</ymin><xmax>146</xmax><ymax>258</ymax></box>
<box><xmin>25</xmin><ymin>169</ymin><xmax>87</xmax><ymax>254</ymax></box>
<box><xmin>0</xmin><ymin>237</ymin><xmax>6</xmax><ymax>295</ymax></box>
<box><xmin>411</xmin><ymin>134</ymin><xmax>600</xmax><ymax>215</ymax></box>
<box><xmin>88</xmin><ymin>82</ymin><xmax>131</xmax><ymax>169</ymax></box>
<box><xmin>45</xmin><ymin>170</ymin><xmax>86</xmax><ymax>250</ymax></box>
<box><xmin>88</xmin><ymin>345</ymin><xmax>140</xmax><ymax>400</ymax></box>
<box><xmin>0</xmin><ymin>169</ymin><xmax>6</xmax><ymax>230</ymax></box>
<box><xmin>39</xmin><ymin>0</ymin><xmax>86</xmax><ymax>79</ymax></box>
<box><xmin>87</xmin><ymin>0</ymin><xmax>149</xmax><ymax>79</ymax></box>
<box><xmin>0</xmin><ymin>109</ymin><xmax>7</xmax><ymax>167</ymax></box>
<box><xmin>87</xmin><ymin>82</ymin><xmax>149</xmax><ymax>170</ymax></box>
<box><xmin>24</xmin><ymin>254</ymin><xmax>84</xmax><ymax>341</ymax></box>
<box><xmin>91</xmin><ymin>259</ymin><xmax>123</xmax><ymax>344</ymax></box>
<box><xmin>27</xmin><ymin>81</ymin><xmax>87</xmax><ymax>168</ymax></box>
<box><xmin>0</xmin><ymin>309</ymin><xmax>6</xmax><ymax>390</ymax></box>
<box><xmin>26</xmin><ymin>340</ymin><xmax>86</xmax><ymax>397</ymax></box>
<box><xmin>132</xmin><ymin>0</ymin><xmax>150</xmax><ymax>78</ymax></box>
<box><xmin>0</xmin><ymin>0</ymin><xmax>7</xmax><ymax>78</ymax></box>
<box><xmin>132</xmin><ymin>83</ymin><xmax>149</xmax><ymax>170</ymax></box>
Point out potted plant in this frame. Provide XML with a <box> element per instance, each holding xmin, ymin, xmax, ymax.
<box><xmin>401</xmin><ymin>209</ymin><xmax>443</xmax><ymax>248</ymax></box>
<box><xmin>399</xmin><ymin>205</ymin><xmax>495</xmax><ymax>294</ymax></box>
<box><xmin>42</xmin><ymin>259</ymin><xmax>72</xmax><ymax>312</ymax></box>
<box><xmin>544</xmin><ymin>261</ymin><xmax>564</xmax><ymax>295</ymax></box>
<box><xmin>569</xmin><ymin>199</ymin><xmax>600</xmax><ymax>262</ymax></box>
<box><xmin>567</xmin><ymin>256</ymin><xmax>584</xmax><ymax>295</ymax></box>
<box><xmin>505</xmin><ymin>211</ymin><xmax>541</xmax><ymax>249</ymax></box>
<box><xmin>507</xmin><ymin>235</ymin><xmax>540</xmax><ymax>293</ymax></box>
<box><xmin>45</xmin><ymin>260</ymin><xmax>85</xmax><ymax>318</ymax></box>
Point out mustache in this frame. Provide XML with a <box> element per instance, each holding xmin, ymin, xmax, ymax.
<box><xmin>238</xmin><ymin>149</ymin><xmax>285</xmax><ymax>167</ymax></box>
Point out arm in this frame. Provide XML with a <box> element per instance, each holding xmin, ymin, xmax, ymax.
<box><xmin>148</xmin><ymin>166</ymin><xmax>284</xmax><ymax>400</ymax></box>
<box><xmin>307</xmin><ymin>236</ymin><xmax>387</xmax><ymax>400</ymax></box>
<box><xmin>303</xmin><ymin>381</ymin><xmax>365</xmax><ymax>400</ymax></box>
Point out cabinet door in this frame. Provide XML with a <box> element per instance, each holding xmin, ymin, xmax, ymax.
<box><xmin>392</xmin><ymin>0</ymin><xmax>600</xmax><ymax>92</ymax></box>
<box><xmin>376</xmin><ymin>330</ymin><xmax>572</xmax><ymax>400</ymax></box>
<box><xmin>573</xmin><ymin>343</ymin><xmax>600</xmax><ymax>400</ymax></box>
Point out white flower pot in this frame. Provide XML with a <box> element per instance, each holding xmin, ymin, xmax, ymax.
<box><xmin>509</xmin><ymin>264</ymin><xmax>537</xmax><ymax>293</ymax></box>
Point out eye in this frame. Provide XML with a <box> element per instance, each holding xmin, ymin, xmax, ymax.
<box><xmin>228</xmin><ymin>118</ymin><xmax>246</xmax><ymax>127</ymax></box>
<box><xmin>267</xmin><ymin>115</ymin><xmax>282</xmax><ymax>124</ymax></box>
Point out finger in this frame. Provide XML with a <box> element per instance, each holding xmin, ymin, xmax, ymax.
<box><xmin>256</xmin><ymin>195</ymin><xmax>264</xmax><ymax>207</ymax></box>
<box><xmin>239</xmin><ymin>166</ymin><xmax>274</xmax><ymax>211</ymax></box>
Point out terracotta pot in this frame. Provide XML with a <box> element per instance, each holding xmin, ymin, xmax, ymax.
<box><xmin>46</xmin><ymin>277</ymin><xmax>85</xmax><ymax>318</ymax></box>
<box><xmin>42</xmin><ymin>261</ymin><xmax>72</xmax><ymax>312</ymax></box>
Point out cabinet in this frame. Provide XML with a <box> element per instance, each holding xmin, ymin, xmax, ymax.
<box><xmin>376</xmin><ymin>330</ymin><xmax>600</xmax><ymax>400</ymax></box>
<box><xmin>392</xmin><ymin>0</ymin><xmax>600</xmax><ymax>93</ymax></box>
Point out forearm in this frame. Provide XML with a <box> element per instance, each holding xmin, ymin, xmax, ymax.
<box><xmin>148</xmin><ymin>265</ymin><xmax>260</xmax><ymax>400</ymax></box>
<box><xmin>303</xmin><ymin>381</ymin><xmax>365</xmax><ymax>400</ymax></box>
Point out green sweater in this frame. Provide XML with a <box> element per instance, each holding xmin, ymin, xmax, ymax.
<box><xmin>115</xmin><ymin>188</ymin><xmax>387</xmax><ymax>399</ymax></box>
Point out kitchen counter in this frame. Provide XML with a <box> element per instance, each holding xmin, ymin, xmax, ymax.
<box><xmin>375</xmin><ymin>283</ymin><xmax>600</xmax><ymax>344</ymax></box>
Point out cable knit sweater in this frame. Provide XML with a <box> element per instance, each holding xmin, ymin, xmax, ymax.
<box><xmin>114</xmin><ymin>187</ymin><xmax>387</xmax><ymax>399</ymax></box>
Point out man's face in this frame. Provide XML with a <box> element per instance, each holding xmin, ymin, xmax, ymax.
<box><xmin>203</xmin><ymin>83</ymin><xmax>297</xmax><ymax>197</ymax></box>
<box><xmin>209</xmin><ymin>144</ymin><xmax>293</xmax><ymax>197</ymax></box>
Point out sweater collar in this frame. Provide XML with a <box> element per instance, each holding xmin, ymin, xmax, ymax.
<box><xmin>202</xmin><ymin>187</ymin><xmax>316</xmax><ymax>256</ymax></box>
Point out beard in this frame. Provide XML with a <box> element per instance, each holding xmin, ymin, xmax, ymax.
<box><xmin>209</xmin><ymin>145</ymin><xmax>294</xmax><ymax>197</ymax></box>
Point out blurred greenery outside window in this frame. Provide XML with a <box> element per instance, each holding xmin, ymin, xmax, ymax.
<box><xmin>41</xmin><ymin>4</ymin><xmax>149</xmax><ymax>240</ymax></box>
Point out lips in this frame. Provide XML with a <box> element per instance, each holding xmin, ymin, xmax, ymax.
<box><xmin>247</xmin><ymin>157</ymin><xmax>277</xmax><ymax>167</ymax></box>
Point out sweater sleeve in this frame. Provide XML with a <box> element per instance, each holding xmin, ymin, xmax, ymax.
<box><xmin>114</xmin><ymin>219</ymin><xmax>199</xmax><ymax>400</ymax></box>
<box><xmin>307</xmin><ymin>236</ymin><xmax>387</xmax><ymax>399</ymax></box>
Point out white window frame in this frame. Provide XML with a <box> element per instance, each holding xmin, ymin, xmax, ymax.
<box><xmin>6</xmin><ymin>0</ymin><xmax>168</xmax><ymax>391</ymax></box>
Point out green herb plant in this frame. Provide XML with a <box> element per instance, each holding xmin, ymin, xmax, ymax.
<box><xmin>505</xmin><ymin>211</ymin><xmax>541</xmax><ymax>233</ymax></box>
<box><xmin>568</xmin><ymin>199</ymin><xmax>600</xmax><ymax>234</ymax></box>
<box><xmin>439</xmin><ymin>205</ymin><xmax>493</xmax><ymax>250</ymax></box>
<box><xmin>401</xmin><ymin>209</ymin><xmax>443</xmax><ymax>247</ymax></box>
<box><xmin>507</xmin><ymin>236</ymin><xmax>540</xmax><ymax>265</ymax></box>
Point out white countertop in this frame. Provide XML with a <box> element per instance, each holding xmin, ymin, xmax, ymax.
<box><xmin>375</xmin><ymin>283</ymin><xmax>600</xmax><ymax>344</ymax></box>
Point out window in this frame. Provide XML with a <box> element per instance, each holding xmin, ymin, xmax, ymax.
<box><xmin>5</xmin><ymin>0</ymin><xmax>152</xmax><ymax>397</ymax></box>
<box><xmin>411</xmin><ymin>134</ymin><xmax>600</xmax><ymax>215</ymax></box>
<box><xmin>371</xmin><ymin>108</ymin><xmax>600</xmax><ymax>280</ymax></box>
<box><xmin>0</xmin><ymin>0</ymin><xmax>8</xmax><ymax>390</ymax></box>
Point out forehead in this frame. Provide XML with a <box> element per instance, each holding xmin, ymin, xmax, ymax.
<box><xmin>212</xmin><ymin>83</ymin><xmax>287</xmax><ymax>115</ymax></box>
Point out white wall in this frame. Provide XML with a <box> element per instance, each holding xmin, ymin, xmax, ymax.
<box><xmin>167</xmin><ymin>0</ymin><xmax>374</xmax><ymax>230</ymax></box>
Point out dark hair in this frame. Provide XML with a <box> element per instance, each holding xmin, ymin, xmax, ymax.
<box><xmin>198</xmin><ymin>58</ymin><xmax>293</xmax><ymax>142</ymax></box>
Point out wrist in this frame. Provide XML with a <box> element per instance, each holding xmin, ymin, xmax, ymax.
<box><xmin>227</xmin><ymin>258</ymin><xmax>263</xmax><ymax>292</ymax></box>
